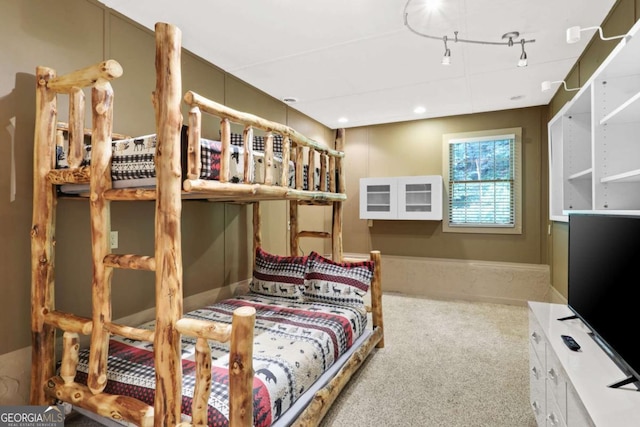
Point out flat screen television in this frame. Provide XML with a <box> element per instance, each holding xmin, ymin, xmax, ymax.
<box><xmin>568</xmin><ymin>213</ymin><xmax>640</xmax><ymax>390</ymax></box>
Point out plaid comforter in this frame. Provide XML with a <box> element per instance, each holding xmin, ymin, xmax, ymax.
<box><xmin>73</xmin><ymin>294</ymin><xmax>367</xmax><ymax>426</ymax></box>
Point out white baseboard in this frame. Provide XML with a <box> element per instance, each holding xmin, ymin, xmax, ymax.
<box><xmin>345</xmin><ymin>253</ymin><xmax>551</xmax><ymax>307</ymax></box>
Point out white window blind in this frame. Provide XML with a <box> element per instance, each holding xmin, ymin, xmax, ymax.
<box><xmin>442</xmin><ymin>128</ymin><xmax>522</xmax><ymax>234</ymax></box>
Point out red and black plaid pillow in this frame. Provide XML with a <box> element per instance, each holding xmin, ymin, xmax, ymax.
<box><xmin>250</xmin><ymin>247</ymin><xmax>308</xmax><ymax>300</ymax></box>
<box><xmin>303</xmin><ymin>251</ymin><xmax>374</xmax><ymax>308</ymax></box>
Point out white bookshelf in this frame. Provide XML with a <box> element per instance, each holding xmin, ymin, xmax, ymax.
<box><xmin>548</xmin><ymin>20</ymin><xmax>640</xmax><ymax>221</ymax></box>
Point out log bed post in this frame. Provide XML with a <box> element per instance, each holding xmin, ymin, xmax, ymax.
<box><xmin>86</xmin><ymin>77</ymin><xmax>116</xmax><ymax>395</ymax></box>
<box><xmin>30</xmin><ymin>65</ymin><xmax>58</xmax><ymax>405</ymax></box>
<box><xmin>253</xmin><ymin>202</ymin><xmax>262</xmax><ymax>255</ymax></box>
<box><xmin>153</xmin><ymin>22</ymin><xmax>184</xmax><ymax>427</ymax></box>
<box><xmin>370</xmin><ymin>250</ymin><xmax>384</xmax><ymax>348</ymax></box>
<box><xmin>289</xmin><ymin>201</ymin><xmax>299</xmax><ymax>256</ymax></box>
<box><xmin>332</xmin><ymin>129</ymin><xmax>345</xmax><ymax>260</ymax></box>
<box><xmin>228</xmin><ymin>306</ymin><xmax>256</xmax><ymax>427</ymax></box>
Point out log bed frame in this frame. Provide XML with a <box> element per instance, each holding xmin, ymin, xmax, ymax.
<box><xmin>30</xmin><ymin>22</ymin><xmax>384</xmax><ymax>427</ymax></box>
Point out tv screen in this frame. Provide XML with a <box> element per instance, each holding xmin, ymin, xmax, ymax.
<box><xmin>568</xmin><ymin>213</ymin><xmax>640</xmax><ymax>387</ymax></box>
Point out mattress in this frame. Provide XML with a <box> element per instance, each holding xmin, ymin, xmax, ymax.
<box><xmin>72</xmin><ymin>294</ymin><xmax>367</xmax><ymax>427</ymax></box>
<box><xmin>55</xmin><ymin>132</ymin><xmax>340</xmax><ymax>193</ymax></box>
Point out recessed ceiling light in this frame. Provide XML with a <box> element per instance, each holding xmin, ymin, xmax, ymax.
<box><xmin>338</xmin><ymin>117</ymin><xmax>349</xmax><ymax>123</ymax></box>
<box><xmin>283</xmin><ymin>97</ymin><xmax>298</xmax><ymax>103</ymax></box>
<box><xmin>414</xmin><ymin>106</ymin><xmax>427</xmax><ymax>114</ymax></box>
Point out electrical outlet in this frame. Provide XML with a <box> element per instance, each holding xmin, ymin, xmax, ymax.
<box><xmin>110</xmin><ymin>231</ymin><xmax>118</xmax><ymax>249</ymax></box>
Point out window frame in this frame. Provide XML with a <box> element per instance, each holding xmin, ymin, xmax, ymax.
<box><xmin>442</xmin><ymin>127</ymin><xmax>522</xmax><ymax>234</ymax></box>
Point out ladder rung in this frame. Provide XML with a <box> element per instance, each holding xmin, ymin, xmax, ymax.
<box><xmin>103</xmin><ymin>188</ymin><xmax>157</xmax><ymax>201</ymax></box>
<box><xmin>106</xmin><ymin>322</ymin><xmax>154</xmax><ymax>342</ymax></box>
<box><xmin>176</xmin><ymin>318</ymin><xmax>232</xmax><ymax>342</ymax></box>
<box><xmin>47</xmin><ymin>167</ymin><xmax>90</xmax><ymax>185</ymax></box>
<box><xmin>297</xmin><ymin>231</ymin><xmax>331</xmax><ymax>239</ymax></box>
<box><xmin>43</xmin><ymin>309</ymin><xmax>93</xmax><ymax>335</ymax></box>
<box><xmin>104</xmin><ymin>254</ymin><xmax>156</xmax><ymax>271</ymax></box>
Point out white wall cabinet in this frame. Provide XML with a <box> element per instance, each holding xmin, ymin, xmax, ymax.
<box><xmin>359</xmin><ymin>175</ymin><xmax>442</xmax><ymax>220</ymax></box>
<box><xmin>528</xmin><ymin>302</ymin><xmax>640</xmax><ymax>427</ymax></box>
<box><xmin>548</xmin><ymin>19</ymin><xmax>640</xmax><ymax>221</ymax></box>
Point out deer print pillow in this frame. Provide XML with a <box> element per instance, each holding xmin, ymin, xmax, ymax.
<box><xmin>250</xmin><ymin>247</ymin><xmax>308</xmax><ymax>300</ymax></box>
<box><xmin>303</xmin><ymin>252</ymin><xmax>374</xmax><ymax>308</ymax></box>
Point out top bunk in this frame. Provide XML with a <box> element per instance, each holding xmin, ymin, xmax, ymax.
<box><xmin>41</xmin><ymin>25</ymin><xmax>346</xmax><ymax>206</ymax></box>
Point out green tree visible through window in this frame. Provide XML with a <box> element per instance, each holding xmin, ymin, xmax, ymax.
<box><xmin>449</xmin><ymin>135</ymin><xmax>515</xmax><ymax>227</ymax></box>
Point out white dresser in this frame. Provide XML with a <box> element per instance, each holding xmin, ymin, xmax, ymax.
<box><xmin>528</xmin><ymin>302</ymin><xmax>640</xmax><ymax>426</ymax></box>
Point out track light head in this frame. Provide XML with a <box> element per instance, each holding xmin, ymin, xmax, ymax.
<box><xmin>441</xmin><ymin>36</ymin><xmax>451</xmax><ymax>65</ymax></box>
<box><xmin>442</xmin><ymin>48</ymin><xmax>451</xmax><ymax>65</ymax></box>
<box><xmin>518</xmin><ymin>39</ymin><xmax>528</xmax><ymax>67</ymax></box>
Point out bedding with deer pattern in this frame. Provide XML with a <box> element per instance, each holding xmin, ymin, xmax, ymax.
<box><xmin>72</xmin><ymin>294</ymin><xmax>367</xmax><ymax>427</ymax></box>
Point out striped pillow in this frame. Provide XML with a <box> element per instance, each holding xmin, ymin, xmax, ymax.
<box><xmin>250</xmin><ymin>247</ymin><xmax>307</xmax><ymax>300</ymax></box>
<box><xmin>303</xmin><ymin>252</ymin><xmax>374</xmax><ymax>308</ymax></box>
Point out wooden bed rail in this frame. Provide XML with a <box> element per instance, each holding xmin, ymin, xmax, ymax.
<box><xmin>41</xmin><ymin>307</ymin><xmax>255</xmax><ymax>427</ymax></box>
<box><xmin>183</xmin><ymin>91</ymin><xmax>344</xmax><ymax>197</ymax></box>
<box><xmin>183</xmin><ymin>91</ymin><xmax>343</xmax><ymax>158</ymax></box>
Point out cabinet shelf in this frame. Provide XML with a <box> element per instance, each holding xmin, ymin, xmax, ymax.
<box><xmin>599</xmin><ymin>90</ymin><xmax>640</xmax><ymax>125</ymax></box>
<box><xmin>601</xmin><ymin>168</ymin><xmax>640</xmax><ymax>183</ymax></box>
<box><xmin>567</xmin><ymin>168</ymin><xmax>593</xmax><ymax>181</ymax></box>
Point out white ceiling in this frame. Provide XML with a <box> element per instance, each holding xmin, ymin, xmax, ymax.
<box><xmin>98</xmin><ymin>0</ymin><xmax>617</xmax><ymax>129</ymax></box>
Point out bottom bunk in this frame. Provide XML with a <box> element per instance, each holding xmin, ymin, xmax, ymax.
<box><xmin>46</xmin><ymin>250</ymin><xmax>384</xmax><ymax>427</ymax></box>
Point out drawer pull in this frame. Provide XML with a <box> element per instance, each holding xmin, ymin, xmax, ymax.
<box><xmin>547</xmin><ymin>412</ymin><xmax>559</xmax><ymax>426</ymax></box>
<box><xmin>531</xmin><ymin>366</ymin><xmax>539</xmax><ymax>379</ymax></box>
<box><xmin>547</xmin><ymin>368</ymin><xmax>557</xmax><ymax>382</ymax></box>
<box><xmin>531</xmin><ymin>400</ymin><xmax>541</xmax><ymax>414</ymax></box>
<box><xmin>530</xmin><ymin>331</ymin><xmax>539</xmax><ymax>343</ymax></box>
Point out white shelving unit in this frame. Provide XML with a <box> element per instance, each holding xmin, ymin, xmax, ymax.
<box><xmin>548</xmin><ymin>19</ymin><xmax>640</xmax><ymax>221</ymax></box>
<box><xmin>359</xmin><ymin>175</ymin><xmax>442</xmax><ymax>220</ymax></box>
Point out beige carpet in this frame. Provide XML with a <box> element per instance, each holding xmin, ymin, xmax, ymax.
<box><xmin>320</xmin><ymin>293</ymin><xmax>537</xmax><ymax>427</ymax></box>
<box><xmin>66</xmin><ymin>293</ymin><xmax>537</xmax><ymax>426</ymax></box>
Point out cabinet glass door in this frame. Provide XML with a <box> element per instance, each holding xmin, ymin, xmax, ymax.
<box><xmin>359</xmin><ymin>178</ymin><xmax>398</xmax><ymax>219</ymax></box>
<box><xmin>404</xmin><ymin>183</ymin><xmax>432</xmax><ymax>212</ymax></box>
<box><xmin>366</xmin><ymin>184</ymin><xmax>392</xmax><ymax>212</ymax></box>
<box><xmin>397</xmin><ymin>176</ymin><xmax>442</xmax><ymax>220</ymax></box>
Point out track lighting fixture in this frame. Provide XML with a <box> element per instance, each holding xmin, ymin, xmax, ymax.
<box><xmin>541</xmin><ymin>80</ymin><xmax>580</xmax><ymax>92</ymax></box>
<box><xmin>442</xmin><ymin>36</ymin><xmax>451</xmax><ymax>65</ymax></box>
<box><xmin>403</xmin><ymin>0</ymin><xmax>535</xmax><ymax>67</ymax></box>
<box><xmin>518</xmin><ymin>39</ymin><xmax>528</xmax><ymax>67</ymax></box>
<box><xmin>566</xmin><ymin>26</ymin><xmax>629</xmax><ymax>44</ymax></box>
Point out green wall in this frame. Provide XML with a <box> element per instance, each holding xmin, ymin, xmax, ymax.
<box><xmin>342</xmin><ymin>106</ymin><xmax>549</xmax><ymax>264</ymax></box>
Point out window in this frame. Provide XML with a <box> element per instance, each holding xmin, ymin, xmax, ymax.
<box><xmin>442</xmin><ymin>128</ymin><xmax>522</xmax><ymax>234</ymax></box>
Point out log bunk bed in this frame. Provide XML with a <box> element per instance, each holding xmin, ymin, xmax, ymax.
<box><xmin>30</xmin><ymin>22</ymin><xmax>384</xmax><ymax>427</ymax></box>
